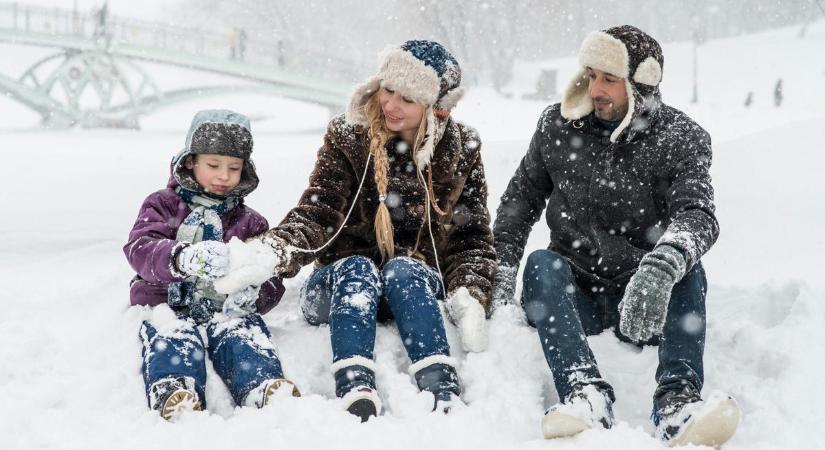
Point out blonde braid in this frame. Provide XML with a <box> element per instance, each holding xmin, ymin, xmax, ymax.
<box><xmin>365</xmin><ymin>93</ymin><xmax>395</xmax><ymax>261</ymax></box>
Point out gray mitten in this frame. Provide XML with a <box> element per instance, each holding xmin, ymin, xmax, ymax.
<box><xmin>176</xmin><ymin>241</ymin><xmax>230</xmax><ymax>280</ymax></box>
<box><xmin>618</xmin><ymin>245</ymin><xmax>687</xmax><ymax>342</ymax></box>
<box><xmin>492</xmin><ymin>265</ymin><xmax>518</xmax><ymax>308</ymax></box>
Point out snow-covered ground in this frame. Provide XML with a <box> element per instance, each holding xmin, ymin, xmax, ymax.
<box><xmin>1</xmin><ymin>21</ymin><xmax>824</xmax><ymax>450</ymax></box>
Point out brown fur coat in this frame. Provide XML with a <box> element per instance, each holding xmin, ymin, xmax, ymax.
<box><xmin>264</xmin><ymin>115</ymin><xmax>497</xmax><ymax>311</ymax></box>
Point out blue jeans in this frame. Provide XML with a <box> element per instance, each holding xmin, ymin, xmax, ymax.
<box><xmin>522</xmin><ymin>249</ymin><xmax>706</xmax><ymax>404</ymax></box>
<box><xmin>302</xmin><ymin>255</ymin><xmax>450</xmax><ymax>365</ymax></box>
<box><xmin>139</xmin><ymin>314</ymin><xmax>286</xmax><ymax>408</ymax></box>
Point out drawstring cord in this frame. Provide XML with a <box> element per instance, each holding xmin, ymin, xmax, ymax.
<box><xmin>417</xmin><ymin>165</ymin><xmax>448</xmax><ymax>300</ymax></box>
<box><xmin>284</xmin><ymin>152</ymin><xmax>373</xmax><ymax>255</ymax></box>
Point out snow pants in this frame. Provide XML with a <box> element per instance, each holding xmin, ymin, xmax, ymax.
<box><xmin>139</xmin><ymin>314</ymin><xmax>286</xmax><ymax>408</ymax></box>
<box><xmin>521</xmin><ymin>249</ymin><xmax>706</xmax><ymax>405</ymax></box>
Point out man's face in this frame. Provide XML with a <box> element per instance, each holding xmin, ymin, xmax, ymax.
<box><xmin>587</xmin><ymin>67</ymin><xmax>629</xmax><ymax>121</ymax></box>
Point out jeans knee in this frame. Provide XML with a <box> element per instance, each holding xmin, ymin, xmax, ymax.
<box><xmin>524</xmin><ymin>249</ymin><xmax>573</xmax><ymax>282</ymax></box>
<box><xmin>381</xmin><ymin>256</ymin><xmax>421</xmax><ymax>283</ymax></box>
<box><xmin>335</xmin><ymin>255</ymin><xmax>379</xmax><ymax>278</ymax></box>
<box><xmin>382</xmin><ymin>256</ymin><xmax>438</xmax><ymax>299</ymax></box>
<box><xmin>522</xmin><ymin>250</ymin><xmax>576</xmax><ymax>324</ymax></box>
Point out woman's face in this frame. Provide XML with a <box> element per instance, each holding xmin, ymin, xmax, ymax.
<box><xmin>378</xmin><ymin>86</ymin><xmax>425</xmax><ymax>142</ymax></box>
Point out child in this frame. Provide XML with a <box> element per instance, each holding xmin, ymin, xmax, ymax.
<box><xmin>124</xmin><ymin>109</ymin><xmax>299</xmax><ymax>421</ymax></box>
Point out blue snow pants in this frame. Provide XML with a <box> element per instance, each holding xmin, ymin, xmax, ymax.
<box><xmin>301</xmin><ymin>255</ymin><xmax>451</xmax><ymax>366</ymax></box>
<box><xmin>521</xmin><ymin>249</ymin><xmax>707</xmax><ymax>404</ymax></box>
<box><xmin>139</xmin><ymin>314</ymin><xmax>285</xmax><ymax>408</ymax></box>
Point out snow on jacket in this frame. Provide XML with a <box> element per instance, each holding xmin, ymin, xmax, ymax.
<box><xmin>124</xmin><ymin>178</ymin><xmax>284</xmax><ymax>314</ymax></box>
<box><xmin>263</xmin><ymin>115</ymin><xmax>497</xmax><ymax>311</ymax></box>
<box><xmin>493</xmin><ymin>103</ymin><xmax>719</xmax><ymax>294</ymax></box>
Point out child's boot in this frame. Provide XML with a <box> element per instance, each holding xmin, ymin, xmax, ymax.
<box><xmin>148</xmin><ymin>376</ymin><xmax>202</xmax><ymax>421</ymax></box>
<box><xmin>245</xmin><ymin>378</ymin><xmax>301</xmax><ymax>408</ymax></box>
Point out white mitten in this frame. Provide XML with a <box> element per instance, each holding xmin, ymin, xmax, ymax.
<box><xmin>213</xmin><ymin>236</ymin><xmax>286</xmax><ymax>295</ymax></box>
<box><xmin>176</xmin><ymin>240</ymin><xmax>230</xmax><ymax>280</ymax></box>
<box><xmin>446</xmin><ymin>287</ymin><xmax>489</xmax><ymax>353</ymax></box>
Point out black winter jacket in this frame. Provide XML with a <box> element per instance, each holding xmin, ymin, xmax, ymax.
<box><xmin>493</xmin><ymin>103</ymin><xmax>719</xmax><ymax>294</ymax></box>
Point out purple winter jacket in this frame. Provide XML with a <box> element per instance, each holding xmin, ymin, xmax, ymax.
<box><xmin>123</xmin><ymin>175</ymin><xmax>285</xmax><ymax>314</ymax></box>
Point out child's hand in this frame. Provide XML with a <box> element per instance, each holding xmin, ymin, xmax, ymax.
<box><xmin>177</xmin><ymin>241</ymin><xmax>230</xmax><ymax>280</ymax></box>
<box><xmin>222</xmin><ymin>285</ymin><xmax>260</xmax><ymax>317</ymax></box>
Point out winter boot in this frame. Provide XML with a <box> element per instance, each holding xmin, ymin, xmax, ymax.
<box><xmin>148</xmin><ymin>376</ymin><xmax>202</xmax><ymax>421</ymax></box>
<box><xmin>542</xmin><ymin>384</ymin><xmax>615</xmax><ymax>439</ymax></box>
<box><xmin>244</xmin><ymin>378</ymin><xmax>301</xmax><ymax>408</ymax></box>
<box><xmin>332</xmin><ymin>357</ymin><xmax>381</xmax><ymax>422</ymax></box>
<box><xmin>654</xmin><ymin>389</ymin><xmax>741</xmax><ymax>447</ymax></box>
<box><xmin>410</xmin><ymin>357</ymin><xmax>463</xmax><ymax>414</ymax></box>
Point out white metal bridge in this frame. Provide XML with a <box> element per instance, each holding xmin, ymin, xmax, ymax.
<box><xmin>0</xmin><ymin>2</ymin><xmax>359</xmax><ymax>128</ymax></box>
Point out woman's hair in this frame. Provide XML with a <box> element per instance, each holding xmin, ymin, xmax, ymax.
<box><xmin>363</xmin><ymin>91</ymin><xmax>429</xmax><ymax>261</ymax></box>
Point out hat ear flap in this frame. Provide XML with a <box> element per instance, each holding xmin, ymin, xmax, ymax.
<box><xmin>415</xmin><ymin>106</ymin><xmax>437</xmax><ymax>171</ymax></box>
<box><xmin>560</xmin><ymin>69</ymin><xmax>594</xmax><ymax>120</ymax></box>
<box><xmin>436</xmin><ymin>86</ymin><xmax>465</xmax><ymax>112</ymax></box>
<box><xmin>633</xmin><ymin>56</ymin><xmax>662</xmax><ymax>86</ymax></box>
<box><xmin>346</xmin><ymin>78</ymin><xmax>381</xmax><ymax>126</ymax></box>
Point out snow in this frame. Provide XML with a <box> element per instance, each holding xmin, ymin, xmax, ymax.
<box><xmin>2</xmin><ymin>20</ymin><xmax>825</xmax><ymax>450</ymax></box>
<box><xmin>212</xmin><ymin>238</ymin><xmax>278</xmax><ymax>295</ymax></box>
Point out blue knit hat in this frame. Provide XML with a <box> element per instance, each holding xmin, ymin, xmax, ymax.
<box><xmin>347</xmin><ymin>40</ymin><xmax>465</xmax><ymax>168</ymax></box>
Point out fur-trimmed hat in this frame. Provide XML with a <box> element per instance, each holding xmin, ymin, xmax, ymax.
<box><xmin>346</xmin><ymin>40</ymin><xmax>464</xmax><ymax>169</ymax></box>
<box><xmin>561</xmin><ymin>25</ymin><xmax>664</xmax><ymax>143</ymax></box>
<box><xmin>172</xmin><ymin>109</ymin><xmax>259</xmax><ymax>197</ymax></box>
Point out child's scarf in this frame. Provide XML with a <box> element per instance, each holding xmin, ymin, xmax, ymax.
<box><xmin>168</xmin><ymin>187</ymin><xmax>240</xmax><ymax>324</ymax></box>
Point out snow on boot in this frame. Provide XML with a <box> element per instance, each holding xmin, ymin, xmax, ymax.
<box><xmin>148</xmin><ymin>376</ymin><xmax>202</xmax><ymax>421</ymax></box>
<box><xmin>244</xmin><ymin>378</ymin><xmax>301</xmax><ymax>408</ymax></box>
<box><xmin>654</xmin><ymin>390</ymin><xmax>741</xmax><ymax>447</ymax></box>
<box><xmin>341</xmin><ymin>386</ymin><xmax>382</xmax><ymax>422</ymax></box>
<box><xmin>332</xmin><ymin>357</ymin><xmax>380</xmax><ymax>422</ymax></box>
<box><xmin>433</xmin><ymin>392</ymin><xmax>466</xmax><ymax>414</ymax></box>
<box><xmin>409</xmin><ymin>356</ymin><xmax>462</xmax><ymax>414</ymax></box>
<box><xmin>542</xmin><ymin>384</ymin><xmax>614</xmax><ymax>439</ymax></box>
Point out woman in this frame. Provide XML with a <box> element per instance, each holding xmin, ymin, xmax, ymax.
<box><xmin>256</xmin><ymin>40</ymin><xmax>496</xmax><ymax>421</ymax></box>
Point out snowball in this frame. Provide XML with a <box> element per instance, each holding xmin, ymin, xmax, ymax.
<box><xmin>212</xmin><ymin>237</ymin><xmax>278</xmax><ymax>294</ymax></box>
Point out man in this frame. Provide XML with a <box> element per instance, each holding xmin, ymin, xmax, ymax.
<box><xmin>493</xmin><ymin>25</ymin><xmax>740</xmax><ymax>446</ymax></box>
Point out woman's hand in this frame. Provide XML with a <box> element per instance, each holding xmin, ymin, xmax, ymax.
<box><xmin>446</xmin><ymin>287</ymin><xmax>488</xmax><ymax>352</ymax></box>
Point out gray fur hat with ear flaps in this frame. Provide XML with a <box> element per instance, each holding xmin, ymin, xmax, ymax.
<box><xmin>346</xmin><ymin>40</ymin><xmax>464</xmax><ymax>170</ymax></box>
<box><xmin>561</xmin><ymin>25</ymin><xmax>665</xmax><ymax>143</ymax></box>
<box><xmin>171</xmin><ymin>109</ymin><xmax>259</xmax><ymax>198</ymax></box>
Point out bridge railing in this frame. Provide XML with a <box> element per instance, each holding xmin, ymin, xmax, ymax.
<box><xmin>0</xmin><ymin>2</ymin><xmax>365</xmax><ymax>84</ymax></box>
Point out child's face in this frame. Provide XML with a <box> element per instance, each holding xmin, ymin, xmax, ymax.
<box><xmin>185</xmin><ymin>154</ymin><xmax>244</xmax><ymax>196</ymax></box>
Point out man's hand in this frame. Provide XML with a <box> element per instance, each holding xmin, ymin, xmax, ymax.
<box><xmin>618</xmin><ymin>245</ymin><xmax>687</xmax><ymax>342</ymax></box>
